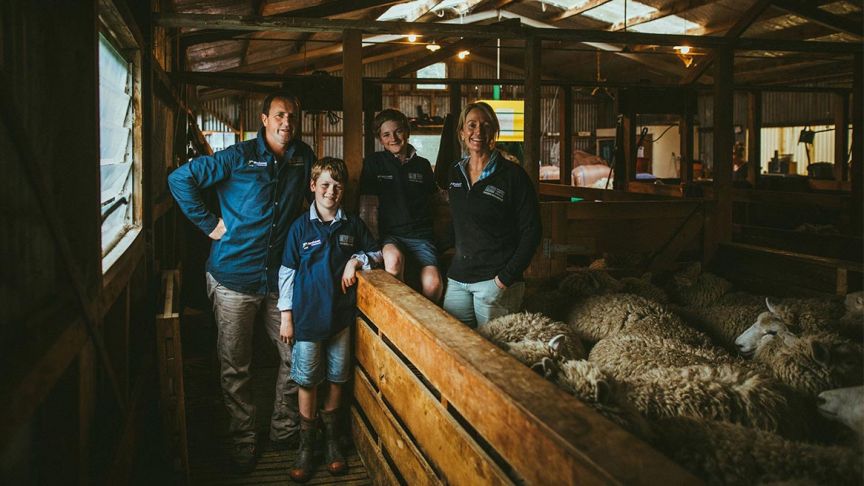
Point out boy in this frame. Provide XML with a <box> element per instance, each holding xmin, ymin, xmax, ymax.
<box><xmin>359</xmin><ymin>109</ymin><xmax>442</xmax><ymax>303</ymax></box>
<box><xmin>278</xmin><ymin>157</ymin><xmax>381</xmax><ymax>482</ymax></box>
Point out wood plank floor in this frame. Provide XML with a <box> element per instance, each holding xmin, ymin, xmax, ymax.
<box><xmin>182</xmin><ymin>309</ymin><xmax>372</xmax><ymax>486</ymax></box>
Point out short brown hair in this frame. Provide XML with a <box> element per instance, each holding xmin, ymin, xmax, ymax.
<box><xmin>457</xmin><ymin>101</ymin><xmax>500</xmax><ymax>151</ymax></box>
<box><xmin>311</xmin><ymin>157</ymin><xmax>348</xmax><ymax>184</ymax></box>
<box><xmin>373</xmin><ymin>109</ymin><xmax>410</xmax><ymax>138</ymax></box>
<box><xmin>261</xmin><ymin>92</ymin><xmax>301</xmax><ymax>116</ymax></box>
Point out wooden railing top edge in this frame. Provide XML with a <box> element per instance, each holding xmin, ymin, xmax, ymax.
<box><xmin>356</xmin><ymin>270</ymin><xmax>700</xmax><ymax>486</ymax></box>
<box><xmin>721</xmin><ymin>242</ymin><xmax>864</xmax><ymax>271</ymax></box>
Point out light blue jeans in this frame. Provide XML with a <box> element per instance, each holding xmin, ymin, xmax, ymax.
<box><xmin>442</xmin><ymin>277</ymin><xmax>525</xmax><ymax>328</ymax></box>
<box><xmin>206</xmin><ymin>273</ymin><xmax>299</xmax><ymax>445</ymax></box>
<box><xmin>290</xmin><ymin>325</ymin><xmax>352</xmax><ymax>387</ymax></box>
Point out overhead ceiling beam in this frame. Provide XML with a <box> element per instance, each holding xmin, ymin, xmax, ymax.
<box><xmin>681</xmin><ymin>0</ymin><xmax>774</xmax><ymax>85</ymax></box>
<box><xmin>609</xmin><ymin>0</ymin><xmax>714</xmax><ymax>32</ymax></box>
<box><xmin>552</xmin><ymin>0</ymin><xmax>612</xmax><ymax>22</ymax></box>
<box><xmin>156</xmin><ymin>12</ymin><xmax>862</xmax><ymax>53</ymax></box>
<box><xmin>771</xmin><ymin>0</ymin><xmax>863</xmax><ymax>37</ymax></box>
<box><xmin>180</xmin><ymin>0</ymin><xmax>403</xmax><ymax>49</ymax></box>
<box><xmin>388</xmin><ymin>37</ymin><xmax>481</xmax><ymax>77</ymax></box>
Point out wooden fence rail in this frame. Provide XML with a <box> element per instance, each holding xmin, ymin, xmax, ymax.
<box><xmin>352</xmin><ymin>270</ymin><xmax>700</xmax><ymax>485</ymax></box>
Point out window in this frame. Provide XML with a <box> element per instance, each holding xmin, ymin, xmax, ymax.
<box><xmin>761</xmin><ymin>125</ymin><xmax>841</xmax><ymax>176</ymax></box>
<box><xmin>99</xmin><ymin>28</ymin><xmax>141</xmax><ymax>268</ymax></box>
<box><xmin>417</xmin><ymin>63</ymin><xmax>446</xmax><ymax>90</ymax></box>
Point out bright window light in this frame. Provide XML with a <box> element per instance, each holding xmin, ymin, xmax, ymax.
<box><xmin>417</xmin><ymin>63</ymin><xmax>446</xmax><ymax>90</ymax></box>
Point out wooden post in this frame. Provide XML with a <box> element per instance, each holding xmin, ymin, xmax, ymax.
<box><xmin>618</xmin><ymin>110</ymin><xmax>635</xmax><ymax>190</ymax></box>
<box><xmin>342</xmin><ymin>28</ymin><xmax>363</xmax><ymax>212</ymax></box>
<box><xmin>834</xmin><ymin>91</ymin><xmax>849</xmax><ymax>181</ymax></box>
<box><xmin>713</xmin><ymin>46</ymin><xmax>735</xmax><ymax>244</ymax></box>
<box><xmin>560</xmin><ymin>87</ymin><xmax>574</xmax><ymax>186</ymax></box>
<box><xmin>679</xmin><ymin>108</ymin><xmax>693</xmax><ymax>183</ymax></box>
<box><xmin>851</xmin><ymin>52</ymin><xmax>862</xmax><ymax>235</ymax></box>
<box><xmin>364</xmin><ymin>106</ymin><xmax>375</xmax><ymax>158</ymax></box>
<box><xmin>747</xmin><ymin>90</ymin><xmax>761</xmax><ymax>187</ymax></box>
<box><xmin>524</xmin><ymin>35</ymin><xmax>541</xmax><ymax>190</ymax></box>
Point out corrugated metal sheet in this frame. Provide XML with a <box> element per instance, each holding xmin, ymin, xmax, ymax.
<box><xmin>699</xmin><ymin>91</ymin><xmax>838</xmax><ymax>128</ymax></box>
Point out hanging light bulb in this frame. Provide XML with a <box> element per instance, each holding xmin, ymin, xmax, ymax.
<box><xmin>674</xmin><ymin>45</ymin><xmax>691</xmax><ymax>55</ymax></box>
<box><xmin>426</xmin><ymin>42</ymin><xmax>441</xmax><ymax>52</ymax></box>
<box><xmin>457</xmin><ymin>50</ymin><xmax>470</xmax><ymax>60</ymax></box>
<box><xmin>407</xmin><ymin>34</ymin><xmax>418</xmax><ymax>43</ymax></box>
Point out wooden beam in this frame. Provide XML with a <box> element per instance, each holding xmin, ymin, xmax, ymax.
<box><xmin>772</xmin><ymin>0</ymin><xmax>863</xmax><ymax>37</ymax></box>
<box><xmin>609</xmin><ymin>0</ymin><xmax>714</xmax><ymax>32</ymax></box>
<box><xmin>156</xmin><ymin>13</ymin><xmax>863</xmax><ymax>53</ymax></box>
<box><xmin>713</xmin><ymin>45</ymin><xmax>734</xmax><ymax>244</ymax></box>
<box><xmin>680</xmin><ymin>106</ymin><xmax>694</xmax><ymax>183</ymax></box>
<box><xmin>852</xmin><ymin>51</ymin><xmax>863</xmax><ymax>235</ymax></box>
<box><xmin>834</xmin><ymin>91</ymin><xmax>849</xmax><ymax>181</ymax></box>
<box><xmin>343</xmin><ymin>29</ymin><xmax>363</xmax><ymax>212</ymax></box>
<box><xmin>388</xmin><ymin>37</ymin><xmax>481</xmax><ymax>78</ymax></box>
<box><xmin>681</xmin><ymin>0</ymin><xmax>773</xmax><ymax>85</ymax></box>
<box><xmin>552</xmin><ymin>0</ymin><xmax>612</xmax><ymax>22</ymax></box>
<box><xmin>560</xmin><ymin>87</ymin><xmax>574</xmax><ymax>186</ymax></box>
<box><xmin>746</xmin><ymin>91</ymin><xmax>761</xmax><ymax>187</ymax></box>
<box><xmin>524</xmin><ymin>36</ymin><xmax>541</xmax><ymax>191</ymax></box>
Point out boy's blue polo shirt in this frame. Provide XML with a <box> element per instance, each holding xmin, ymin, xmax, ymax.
<box><xmin>168</xmin><ymin>127</ymin><xmax>315</xmax><ymax>295</ymax></box>
<box><xmin>281</xmin><ymin>207</ymin><xmax>380</xmax><ymax>341</ymax></box>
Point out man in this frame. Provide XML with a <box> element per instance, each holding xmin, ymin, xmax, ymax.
<box><xmin>168</xmin><ymin>93</ymin><xmax>314</xmax><ymax>472</ymax></box>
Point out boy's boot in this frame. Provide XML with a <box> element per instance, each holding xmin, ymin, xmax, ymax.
<box><xmin>289</xmin><ymin>415</ymin><xmax>318</xmax><ymax>482</ymax></box>
<box><xmin>321</xmin><ymin>409</ymin><xmax>347</xmax><ymax>475</ymax></box>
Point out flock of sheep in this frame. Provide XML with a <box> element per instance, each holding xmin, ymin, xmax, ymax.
<box><xmin>478</xmin><ymin>263</ymin><xmax>864</xmax><ymax>485</ymax></box>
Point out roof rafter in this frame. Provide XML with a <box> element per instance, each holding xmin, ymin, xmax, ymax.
<box><xmin>609</xmin><ymin>0</ymin><xmax>714</xmax><ymax>32</ymax></box>
<box><xmin>681</xmin><ymin>0</ymin><xmax>774</xmax><ymax>85</ymax></box>
<box><xmin>771</xmin><ymin>0</ymin><xmax>863</xmax><ymax>37</ymax></box>
<box><xmin>552</xmin><ymin>0</ymin><xmax>612</xmax><ymax>22</ymax></box>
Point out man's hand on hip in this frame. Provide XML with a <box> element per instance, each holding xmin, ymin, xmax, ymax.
<box><xmin>209</xmin><ymin>218</ymin><xmax>227</xmax><ymax>240</ymax></box>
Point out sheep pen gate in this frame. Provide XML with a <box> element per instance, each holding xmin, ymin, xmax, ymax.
<box><xmin>351</xmin><ymin>270</ymin><xmax>700</xmax><ymax>485</ymax></box>
<box><xmin>527</xmin><ymin>197</ymin><xmax>714</xmax><ymax>279</ymax></box>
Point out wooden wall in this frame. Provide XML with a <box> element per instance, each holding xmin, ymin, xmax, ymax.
<box><xmin>0</xmin><ymin>1</ymin><xmax>185</xmax><ymax>483</ymax></box>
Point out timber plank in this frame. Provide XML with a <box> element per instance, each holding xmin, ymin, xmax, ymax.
<box><xmin>356</xmin><ymin>270</ymin><xmax>700</xmax><ymax>486</ymax></box>
<box><xmin>564</xmin><ymin>200</ymin><xmax>704</xmax><ymax>220</ymax></box>
<box><xmin>352</xmin><ymin>406</ymin><xmax>400</xmax><ymax>486</ymax></box>
<box><xmin>353</xmin><ymin>364</ymin><xmax>443</xmax><ymax>485</ymax></box>
<box><xmin>355</xmin><ymin>320</ymin><xmax>510</xmax><ymax>485</ymax></box>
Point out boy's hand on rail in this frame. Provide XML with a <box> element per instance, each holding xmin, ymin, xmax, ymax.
<box><xmin>341</xmin><ymin>258</ymin><xmax>360</xmax><ymax>293</ymax></box>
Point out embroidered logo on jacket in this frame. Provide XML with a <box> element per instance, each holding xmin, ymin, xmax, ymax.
<box><xmin>482</xmin><ymin>185</ymin><xmax>505</xmax><ymax>202</ymax></box>
<box><xmin>407</xmin><ymin>172</ymin><xmax>424</xmax><ymax>183</ymax></box>
<box><xmin>377</xmin><ymin>174</ymin><xmax>394</xmax><ymax>181</ymax></box>
<box><xmin>287</xmin><ymin>155</ymin><xmax>305</xmax><ymax>167</ymax></box>
<box><xmin>338</xmin><ymin>234</ymin><xmax>355</xmax><ymax>247</ymax></box>
<box><xmin>449</xmin><ymin>181</ymin><xmax>463</xmax><ymax>189</ymax></box>
<box><xmin>248</xmin><ymin>160</ymin><xmax>269</xmax><ymax>167</ymax></box>
<box><xmin>302</xmin><ymin>239</ymin><xmax>322</xmax><ymax>250</ymax></box>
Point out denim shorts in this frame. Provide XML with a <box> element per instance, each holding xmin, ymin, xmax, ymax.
<box><xmin>382</xmin><ymin>235</ymin><xmax>438</xmax><ymax>268</ymax></box>
<box><xmin>290</xmin><ymin>325</ymin><xmax>352</xmax><ymax>387</ymax></box>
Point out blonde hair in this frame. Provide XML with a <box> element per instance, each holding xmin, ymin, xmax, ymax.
<box><xmin>456</xmin><ymin>101</ymin><xmax>500</xmax><ymax>152</ymax></box>
<box><xmin>311</xmin><ymin>157</ymin><xmax>348</xmax><ymax>184</ymax></box>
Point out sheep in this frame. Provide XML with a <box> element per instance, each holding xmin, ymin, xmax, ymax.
<box><xmin>589</xmin><ymin>332</ymin><xmax>741</xmax><ymax>379</ymax></box>
<box><xmin>653</xmin><ymin>417</ymin><xmax>863</xmax><ymax>485</ymax></box>
<box><xmin>621</xmin><ymin>364</ymin><xmax>792</xmax><ymax>434</ymax></box>
<box><xmin>479</xmin><ymin>312</ymin><xmax>587</xmax><ymax>364</ymax></box>
<box><xmin>501</xmin><ymin>336</ymin><xmax>567</xmax><ymax>376</ymax></box>
<box><xmin>666</xmin><ymin>262</ymin><xmax>733</xmax><ymax>308</ymax></box>
<box><xmin>556</xmin><ymin>269</ymin><xmax>623</xmax><ymax>298</ymax></box>
<box><xmin>619</xmin><ymin>272</ymin><xmax>669</xmax><ymax>304</ymax></box>
<box><xmin>565</xmin><ymin>293</ymin><xmax>712</xmax><ymax>346</ymax></box>
<box><xmin>817</xmin><ymin>386</ymin><xmax>864</xmax><ymax>445</ymax></box>
<box><xmin>674</xmin><ymin>301</ymin><xmax>767</xmax><ymax>352</ymax></box>
<box><xmin>752</xmin><ymin>329</ymin><xmax>864</xmax><ymax>397</ymax></box>
<box><xmin>552</xmin><ymin>359</ymin><xmax>654</xmax><ymax>441</ymax></box>
<box><xmin>838</xmin><ymin>291</ymin><xmax>864</xmax><ymax>341</ymax></box>
<box><xmin>520</xmin><ymin>288</ymin><xmax>568</xmax><ymax>321</ymax></box>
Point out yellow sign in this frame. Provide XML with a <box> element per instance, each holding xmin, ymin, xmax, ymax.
<box><xmin>478</xmin><ymin>99</ymin><xmax>524</xmax><ymax>142</ymax></box>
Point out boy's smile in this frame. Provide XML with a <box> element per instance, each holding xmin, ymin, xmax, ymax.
<box><xmin>379</xmin><ymin>120</ymin><xmax>409</xmax><ymax>159</ymax></box>
<box><xmin>311</xmin><ymin>169</ymin><xmax>343</xmax><ymax>218</ymax></box>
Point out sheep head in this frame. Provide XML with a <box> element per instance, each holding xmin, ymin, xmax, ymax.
<box><xmin>843</xmin><ymin>291</ymin><xmax>864</xmax><ymax>319</ymax></box>
<box><xmin>809</xmin><ymin>338</ymin><xmax>864</xmax><ymax>388</ymax></box>
<box><xmin>817</xmin><ymin>386</ymin><xmax>864</xmax><ymax>441</ymax></box>
<box><xmin>736</xmin><ymin>307</ymin><xmax>790</xmax><ymax>356</ymax></box>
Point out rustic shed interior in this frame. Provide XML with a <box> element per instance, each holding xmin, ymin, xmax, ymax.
<box><xmin>1</xmin><ymin>0</ymin><xmax>862</xmax><ymax>484</ymax></box>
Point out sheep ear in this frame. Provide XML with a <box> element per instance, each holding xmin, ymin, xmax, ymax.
<box><xmin>810</xmin><ymin>341</ymin><xmax>831</xmax><ymax>365</ymax></box>
<box><xmin>766</xmin><ymin>297</ymin><xmax>778</xmax><ymax>315</ymax></box>
<box><xmin>595</xmin><ymin>380</ymin><xmax>610</xmax><ymax>403</ymax></box>
<box><xmin>530</xmin><ymin>361</ymin><xmax>546</xmax><ymax>376</ymax></box>
<box><xmin>548</xmin><ymin>334</ymin><xmax>565</xmax><ymax>355</ymax></box>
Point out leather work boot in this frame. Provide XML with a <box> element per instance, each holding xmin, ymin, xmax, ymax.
<box><xmin>321</xmin><ymin>409</ymin><xmax>347</xmax><ymax>475</ymax></box>
<box><xmin>289</xmin><ymin>420</ymin><xmax>319</xmax><ymax>482</ymax></box>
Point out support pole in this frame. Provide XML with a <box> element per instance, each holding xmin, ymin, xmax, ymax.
<box><xmin>524</xmin><ymin>35</ymin><xmax>541</xmax><ymax>190</ymax></box>
<box><xmin>560</xmin><ymin>87</ymin><xmax>573</xmax><ymax>185</ymax></box>
<box><xmin>342</xmin><ymin>29</ymin><xmax>363</xmax><ymax>211</ymax></box>
<box><xmin>834</xmin><ymin>91</ymin><xmax>849</xmax><ymax>181</ymax></box>
<box><xmin>713</xmin><ymin>46</ymin><xmax>734</xmax><ymax>245</ymax></box>
<box><xmin>747</xmin><ymin>90</ymin><xmax>761</xmax><ymax>187</ymax></box>
<box><xmin>851</xmin><ymin>52</ymin><xmax>862</xmax><ymax>234</ymax></box>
